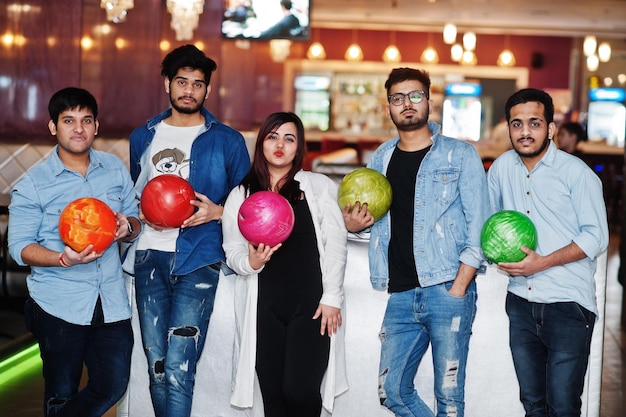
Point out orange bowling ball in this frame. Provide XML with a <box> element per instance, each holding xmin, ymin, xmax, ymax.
<box><xmin>58</xmin><ymin>197</ymin><xmax>117</xmax><ymax>253</ymax></box>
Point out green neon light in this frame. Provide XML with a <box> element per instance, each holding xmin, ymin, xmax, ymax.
<box><xmin>0</xmin><ymin>343</ymin><xmax>41</xmax><ymax>387</ymax></box>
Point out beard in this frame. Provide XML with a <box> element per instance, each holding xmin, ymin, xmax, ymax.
<box><xmin>511</xmin><ymin>133</ymin><xmax>550</xmax><ymax>158</ymax></box>
<box><xmin>170</xmin><ymin>95</ymin><xmax>203</xmax><ymax>115</ymax></box>
<box><xmin>390</xmin><ymin>110</ymin><xmax>428</xmax><ymax>132</ymax></box>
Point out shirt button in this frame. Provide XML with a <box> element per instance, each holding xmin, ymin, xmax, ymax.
<box><xmin>528</xmin><ymin>287</ymin><xmax>532</xmax><ymax>291</ymax></box>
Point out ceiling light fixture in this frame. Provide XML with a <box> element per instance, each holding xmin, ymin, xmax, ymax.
<box><xmin>383</xmin><ymin>31</ymin><xmax>402</xmax><ymax>63</ymax></box>
<box><xmin>497</xmin><ymin>36</ymin><xmax>516</xmax><ymax>67</ymax></box>
<box><xmin>586</xmin><ymin>54</ymin><xmax>599</xmax><ymax>72</ymax></box>
<box><xmin>462</xmin><ymin>31</ymin><xmax>476</xmax><ymax>51</ymax></box>
<box><xmin>443</xmin><ymin>23</ymin><xmax>457</xmax><ymax>44</ymax></box>
<box><xmin>461</xmin><ymin>50</ymin><xmax>477</xmax><ymax>66</ymax></box>
<box><xmin>420</xmin><ymin>32</ymin><xmax>439</xmax><ymax>64</ymax></box>
<box><xmin>307</xmin><ymin>42</ymin><xmax>326</xmax><ymax>60</ymax></box>
<box><xmin>345</xmin><ymin>43</ymin><xmax>364</xmax><ymax>61</ymax></box>
<box><xmin>307</xmin><ymin>29</ymin><xmax>326</xmax><ymax>60</ymax></box>
<box><xmin>583</xmin><ymin>35</ymin><xmax>597</xmax><ymax>57</ymax></box>
<box><xmin>345</xmin><ymin>31</ymin><xmax>363</xmax><ymax>61</ymax></box>
<box><xmin>497</xmin><ymin>49</ymin><xmax>516</xmax><ymax>67</ymax></box>
<box><xmin>383</xmin><ymin>45</ymin><xmax>402</xmax><ymax>63</ymax></box>
<box><xmin>450</xmin><ymin>43</ymin><xmax>463</xmax><ymax>62</ymax></box>
<box><xmin>166</xmin><ymin>0</ymin><xmax>205</xmax><ymax>41</ymax></box>
<box><xmin>598</xmin><ymin>42</ymin><xmax>611</xmax><ymax>62</ymax></box>
<box><xmin>100</xmin><ymin>0</ymin><xmax>134</xmax><ymax>23</ymax></box>
<box><xmin>420</xmin><ymin>46</ymin><xmax>439</xmax><ymax>64</ymax></box>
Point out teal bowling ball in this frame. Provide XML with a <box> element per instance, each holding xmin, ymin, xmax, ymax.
<box><xmin>481</xmin><ymin>210</ymin><xmax>538</xmax><ymax>264</ymax></box>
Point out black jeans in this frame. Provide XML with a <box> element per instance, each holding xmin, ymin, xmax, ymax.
<box><xmin>25</xmin><ymin>298</ymin><xmax>133</xmax><ymax>417</ymax></box>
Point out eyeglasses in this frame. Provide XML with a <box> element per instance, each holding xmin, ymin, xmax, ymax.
<box><xmin>387</xmin><ymin>90</ymin><xmax>427</xmax><ymax>106</ymax></box>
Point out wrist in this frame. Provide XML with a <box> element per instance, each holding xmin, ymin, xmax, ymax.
<box><xmin>59</xmin><ymin>253</ymin><xmax>70</xmax><ymax>267</ymax></box>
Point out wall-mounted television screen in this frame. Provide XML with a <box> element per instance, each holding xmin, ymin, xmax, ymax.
<box><xmin>222</xmin><ymin>0</ymin><xmax>310</xmax><ymax>41</ymax></box>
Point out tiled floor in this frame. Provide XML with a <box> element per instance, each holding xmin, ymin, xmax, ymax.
<box><xmin>1</xmin><ymin>234</ymin><xmax>625</xmax><ymax>416</ymax></box>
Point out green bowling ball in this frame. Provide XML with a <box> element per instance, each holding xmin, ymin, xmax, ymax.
<box><xmin>481</xmin><ymin>210</ymin><xmax>538</xmax><ymax>264</ymax></box>
<box><xmin>337</xmin><ymin>168</ymin><xmax>392</xmax><ymax>221</ymax></box>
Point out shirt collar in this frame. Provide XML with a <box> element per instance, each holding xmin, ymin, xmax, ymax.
<box><xmin>50</xmin><ymin>146</ymin><xmax>101</xmax><ymax>176</ymax></box>
<box><xmin>513</xmin><ymin>139</ymin><xmax>557</xmax><ymax>170</ymax></box>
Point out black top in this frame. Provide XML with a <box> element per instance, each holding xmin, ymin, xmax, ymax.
<box><xmin>259</xmin><ymin>198</ymin><xmax>322</xmax><ymax>315</ymax></box>
<box><xmin>386</xmin><ymin>145</ymin><xmax>431</xmax><ymax>293</ymax></box>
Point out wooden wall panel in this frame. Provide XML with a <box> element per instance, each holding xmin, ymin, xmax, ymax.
<box><xmin>0</xmin><ymin>0</ymin><xmax>82</xmax><ymax>142</ymax></box>
<box><xmin>0</xmin><ymin>1</ymin><xmax>574</xmax><ymax>142</ymax></box>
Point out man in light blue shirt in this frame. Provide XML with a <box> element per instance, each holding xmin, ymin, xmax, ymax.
<box><xmin>8</xmin><ymin>87</ymin><xmax>140</xmax><ymax>417</ymax></box>
<box><xmin>487</xmin><ymin>88</ymin><xmax>609</xmax><ymax>417</ymax></box>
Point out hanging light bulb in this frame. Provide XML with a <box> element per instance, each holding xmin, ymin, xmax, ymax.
<box><xmin>443</xmin><ymin>23</ymin><xmax>457</xmax><ymax>44</ymax></box>
<box><xmin>383</xmin><ymin>31</ymin><xmax>402</xmax><ymax>63</ymax></box>
<box><xmin>461</xmin><ymin>50</ymin><xmax>477</xmax><ymax>66</ymax></box>
<box><xmin>307</xmin><ymin>28</ymin><xmax>326</xmax><ymax>60</ymax></box>
<box><xmin>462</xmin><ymin>32</ymin><xmax>476</xmax><ymax>51</ymax></box>
<box><xmin>586</xmin><ymin>54</ymin><xmax>599</xmax><ymax>72</ymax></box>
<box><xmin>497</xmin><ymin>36</ymin><xmax>516</xmax><ymax>67</ymax></box>
<box><xmin>383</xmin><ymin>45</ymin><xmax>402</xmax><ymax>63</ymax></box>
<box><xmin>345</xmin><ymin>30</ymin><xmax>363</xmax><ymax>61</ymax></box>
<box><xmin>497</xmin><ymin>49</ymin><xmax>516</xmax><ymax>67</ymax></box>
<box><xmin>598</xmin><ymin>42</ymin><xmax>611</xmax><ymax>62</ymax></box>
<box><xmin>307</xmin><ymin>42</ymin><xmax>326</xmax><ymax>60</ymax></box>
<box><xmin>420</xmin><ymin>46</ymin><xmax>439</xmax><ymax>64</ymax></box>
<box><xmin>450</xmin><ymin>44</ymin><xmax>463</xmax><ymax>62</ymax></box>
<box><xmin>345</xmin><ymin>43</ymin><xmax>363</xmax><ymax>61</ymax></box>
<box><xmin>583</xmin><ymin>35</ymin><xmax>597</xmax><ymax>57</ymax></box>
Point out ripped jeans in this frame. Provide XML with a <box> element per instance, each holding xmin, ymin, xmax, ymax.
<box><xmin>378</xmin><ymin>281</ymin><xmax>477</xmax><ymax>417</ymax></box>
<box><xmin>134</xmin><ymin>249</ymin><xmax>220</xmax><ymax>417</ymax></box>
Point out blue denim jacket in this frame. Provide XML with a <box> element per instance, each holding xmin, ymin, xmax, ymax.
<box><xmin>367</xmin><ymin>122</ymin><xmax>489</xmax><ymax>290</ymax></box>
<box><xmin>129</xmin><ymin>107</ymin><xmax>251</xmax><ymax>276</ymax></box>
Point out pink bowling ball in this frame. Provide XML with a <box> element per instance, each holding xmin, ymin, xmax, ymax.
<box><xmin>237</xmin><ymin>191</ymin><xmax>295</xmax><ymax>247</ymax></box>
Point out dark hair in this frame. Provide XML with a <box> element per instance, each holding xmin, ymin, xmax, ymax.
<box><xmin>384</xmin><ymin>67</ymin><xmax>431</xmax><ymax>98</ymax></box>
<box><xmin>558</xmin><ymin>121</ymin><xmax>588</xmax><ymax>142</ymax></box>
<box><xmin>504</xmin><ymin>88</ymin><xmax>554</xmax><ymax>125</ymax></box>
<box><xmin>280</xmin><ymin>0</ymin><xmax>292</xmax><ymax>10</ymax></box>
<box><xmin>161</xmin><ymin>44</ymin><xmax>217</xmax><ymax>85</ymax></box>
<box><xmin>48</xmin><ymin>87</ymin><xmax>98</xmax><ymax>125</ymax></box>
<box><xmin>241</xmin><ymin>112</ymin><xmax>305</xmax><ymax>203</ymax></box>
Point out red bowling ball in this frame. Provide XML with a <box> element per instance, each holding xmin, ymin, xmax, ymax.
<box><xmin>141</xmin><ymin>174</ymin><xmax>195</xmax><ymax>228</ymax></box>
<box><xmin>237</xmin><ymin>191</ymin><xmax>295</xmax><ymax>247</ymax></box>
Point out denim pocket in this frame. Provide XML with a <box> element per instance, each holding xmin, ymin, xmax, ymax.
<box><xmin>432</xmin><ymin>168</ymin><xmax>460</xmax><ymax>205</ymax></box>
<box><xmin>134</xmin><ymin>249</ymin><xmax>151</xmax><ymax>266</ymax></box>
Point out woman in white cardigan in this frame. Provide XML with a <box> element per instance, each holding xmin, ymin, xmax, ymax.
<box><xmin>222</xmin><ymin>112</ymin><xmax>348</xmax><ymax>417</ymax></box>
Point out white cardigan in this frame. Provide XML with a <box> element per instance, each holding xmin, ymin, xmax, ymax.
<box><xmin>222</xmin><ymin>170</ymin><xmax>349</xmax><ymax>414</ymax></box>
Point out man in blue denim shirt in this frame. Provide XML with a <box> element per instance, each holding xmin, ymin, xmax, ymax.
<box><xmin>128</xmin><ymin>45</ymin><xmax>250</xmax><ymax>417</ymax></box>
<box><xmin>8</xmin><ymin>87</ymin><xmax>140</xmax><ymax>417</ymax></box>
<box><xmin>344</xmin><ymin>67</ymin><xmax>490</xmax><ymax>417</ymax></box>
<box><xmin>487</xmin><ymin>88</ymin><xmax>608</xmax><ymax>417</ymax></box>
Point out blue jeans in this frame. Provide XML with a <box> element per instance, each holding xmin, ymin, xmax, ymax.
<box><xmin>134</xmin><ymin>249</ymin><xmax>220</xmax><ymax>417</ymax></box>
<box><xmin>506</xmin><ymin>292</ymin><xmax>595</xmax><ymax>417</ymax></box>
<box><xmin>24</xmin><ymin>297</ymin><xmax>133</xmax><ymax>417</ymax></box>
<box><xmin>378</xmin><ymin>281</ymin><xmax>477</xmax><ymax>417</ymax></box>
